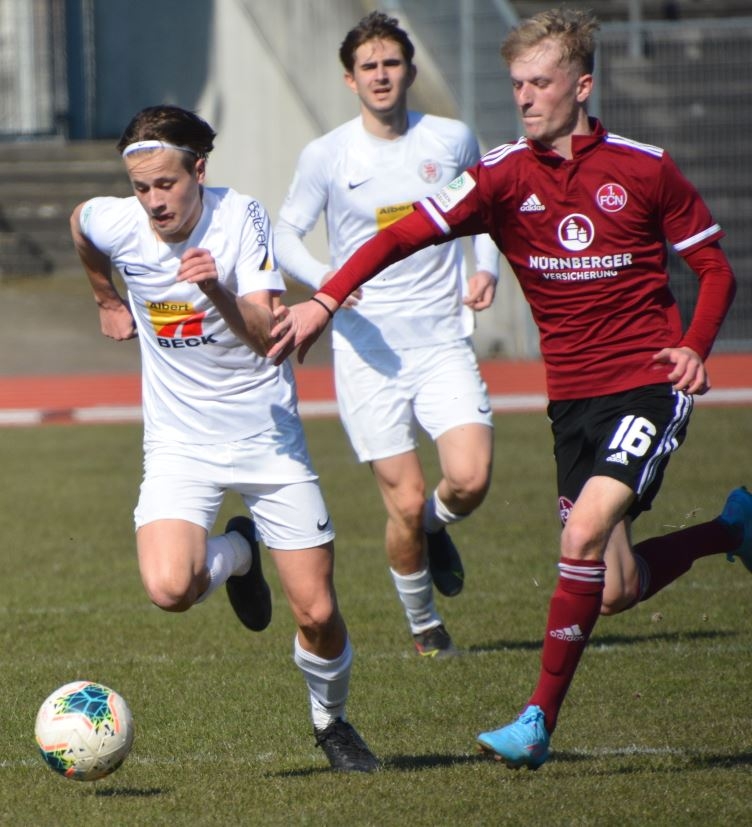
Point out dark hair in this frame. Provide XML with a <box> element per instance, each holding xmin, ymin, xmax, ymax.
<box><xmin>501</xmin><ymin>8</ymin><xmax>600</xmax><ymax>76</ymax></box>
<box><xmin>338</xmin><ymin>10</ymin><xmax>415</xmax><ymax>72</ymax></box>
<box><xmin>116</xmin><ymin>105</ymin><xmax>216</xmax><ymax>166</ymax></box>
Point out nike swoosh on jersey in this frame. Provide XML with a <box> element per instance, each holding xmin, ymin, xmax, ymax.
<box><xmin>478</xmin><ymin>405</ymin><xmax>492</xmax><ymax>414</ymax></box>
<box><xmin>348</xmin><ymin>178</ymin><xmax>373</xmax><ymax>190</ymax></box>
<box><xmin>317</xmin><ymin>516</ymin><xmax>331</xmax><ymax>530</ymax></box>
<box><xmin>123</xmin><ymin>264</ymin><xmax>150</xmax><ymax>276</ymax></box>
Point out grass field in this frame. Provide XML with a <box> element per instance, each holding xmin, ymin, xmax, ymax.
<box><xmin>1</xmin><ymin>407</ymin><xmax>751</xmax><ymax>826</ymax></box>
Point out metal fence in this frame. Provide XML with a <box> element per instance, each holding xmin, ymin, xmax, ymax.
<box><xmin>397</xmin><ymin>1</ymin><xmax>752</xmax><ymax>353</ymax></box>
<box><xmin>0</xmin><ymin>0</ymin><xmax>66</xmax><ymax>139</ymax></box>
<box><xmin>0</xmin><ymin>1</ymin><xmax>749</xmax><ymax>350</ymax></box>
<box><xmin>595</xmin><ymin>19</ymin><xmax>752</xmax><ymax>351</ymax></box>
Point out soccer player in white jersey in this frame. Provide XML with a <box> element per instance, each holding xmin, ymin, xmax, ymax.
<box><xmin>275</xmin><ymin>11</ymin><xmax>500</xmax><ymax>657</ymax></box>
<box><xmin>69</xmin><ymin>105</ymin><xmax>378</xmax><ymax>772</ymax></box>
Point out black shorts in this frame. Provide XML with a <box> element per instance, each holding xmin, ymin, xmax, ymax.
<box><xmin>548</xmin><ymin>384</ymin><xmax>693</xmax><ymax>523</ymax></box>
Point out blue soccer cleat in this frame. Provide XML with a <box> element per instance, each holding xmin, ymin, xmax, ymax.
<box><xmin>477</xmin><ymin>705</ymin><xmax>551</xmax><ymax>770</ymax></box>
<box><xmin>720</xmin><ymin>486</ymin><xmax>752</xmax><ymax>573</ymax></box>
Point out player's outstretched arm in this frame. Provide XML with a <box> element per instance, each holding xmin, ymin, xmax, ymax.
<box><xmin>70</xmin><ymin>202</ymin><xmax>137</xmax><ymax>341</ymax></box>
<box><xmin>268</xmin><ymin>207</ymin><xmax>442</xmax><ymax>364</ymax></box>
<box><xmin>268</xmin><ymin>296</ymin><xmax>337</xmax><ymax>365</ymax></box>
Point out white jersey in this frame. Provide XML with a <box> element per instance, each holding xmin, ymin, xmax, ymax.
<box><xmin>80</xmin><ymin>187</ymin><xmax>298</xmax><ymax>445</ymax></box>
<box><xmin>277</xmin><ymin>112</ymin><xmax>497</xmax><ymax>351</ymax></box>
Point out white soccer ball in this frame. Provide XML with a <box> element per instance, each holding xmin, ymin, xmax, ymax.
<box><xmin>35</xmin><ymin>680</ymin><xmax>134</xmax><ymax>781</ymax></box>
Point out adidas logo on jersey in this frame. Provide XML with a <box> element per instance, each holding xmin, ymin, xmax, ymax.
<box><xmin>549</xmin><ymin>624</ymin><xmax>584</xmax><ymax>642</ymax></box>
<box><xmin>606</xmin><ymin>450</ymin><xmax>629</xmax><ymax>466</ymax></box>
<box><xmin>520</xmin><ymin>193</ymin><xmax>546</xmax><ymax>212</ymax></box>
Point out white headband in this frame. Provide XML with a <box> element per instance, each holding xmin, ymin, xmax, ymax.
<box><xmin>121</xmin><ymin>140</ymin><xmax>197</xmax><ymax>158</ymax></box>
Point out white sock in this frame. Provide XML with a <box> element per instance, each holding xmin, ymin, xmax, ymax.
<box><xmin>423</xmin><ymin>489</ymin><xmax>466</xmax><ymax>534</ymax></box>
<box><xmin>294</xmin><ymin>635</ymin><xmax>352</xmax><ymax>731</ymax></box>
<box><xmin>194</xmin><ymin>531</ymin><xmax>251</xmax><ymax>604</ymax></box>
<box><xmin>390</xmin><ymin>567</ymin><xmax>442</xmax><ymax>634</ymax></box>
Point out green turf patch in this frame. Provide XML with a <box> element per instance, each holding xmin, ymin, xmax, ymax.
<box><xmin>2</xmin><ymin>408</ymin><xmax>751</xmax><ymax>825</ymax></box>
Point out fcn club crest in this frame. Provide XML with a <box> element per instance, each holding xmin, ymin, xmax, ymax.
<box><xmin>558</xmin><ymin>496</ymin><xmax>574</xmax><ymax>525</ymax></box>
<box><xmin>596</xmin><ymin>183</ymin><xmax>628</xmax><ymax>213</ymax></box>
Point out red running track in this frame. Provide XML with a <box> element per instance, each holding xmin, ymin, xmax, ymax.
<box><xmin>0</xmin><ymin>354</ymin><xmax>750</xmax><ymax>427</ymax></box>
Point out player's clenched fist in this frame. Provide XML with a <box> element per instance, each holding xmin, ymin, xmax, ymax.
<box><xmin>176</xmin><ymin>247</ymin><xmax>219</xmax><ymax>292</ymax></box>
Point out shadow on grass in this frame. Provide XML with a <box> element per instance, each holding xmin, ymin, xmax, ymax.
<box><xmin>271</xmin><ymin>752</ymin><xmax>486</xmax><ymax>778</ymax></box>
<box><xmin>95</xmin><ymin>787</ymin><xmax>166</xmax><ymax>797</ymax></box>
<box><xmin>546</xmin><ymin>749</ymin><xmax>752</xmax><ymax>773</ymax></box>
<box><xmin>468</xmin><ymin>628</ymin><xmax>736</xmax><ymax>654</ymax></box>
<box><xmin>588</xmin><ymin>628</ymin><xmax>737</xmax><ymax>647</ymax></box>
<box><xmin>272</xmin><ymin>747</ymin><xmax>752</xmax><ymax>778</ymax></box>
<box><xmin>688</xmin><ymin>752</ymin><xmax>752</xmax><ymax>769</ymax></box>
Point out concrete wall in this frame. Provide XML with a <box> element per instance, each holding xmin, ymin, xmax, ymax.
<box><xmin>80</xmin><ymin>0</ymin><xmax>534</xmax><ymax>357</ymax></box>
<box><xmin>189</xmin><ymin>0</ymin><xmax>533</xmax><ymax>357</ymax></box>
<box><xmin>194</xmin><ymin>0</ymin><xmax>460</xmax><ymax>258</ymax></box>
<box><xmin>90</xmin><ymin>1</ymin><xmax>213</xmax><ymax>136</ymax></box>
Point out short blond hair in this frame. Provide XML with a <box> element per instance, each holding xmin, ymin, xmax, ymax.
<box><xmin>501</xmin><ymin>8</ymin><xmax>600</xmax><ymax>75</ymax></box>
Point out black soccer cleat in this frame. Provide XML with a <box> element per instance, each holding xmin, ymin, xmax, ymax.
<box><xmin>425</xmin><ymin>527</ymin><xmax>465</xmax><ymax>597</ymax></box>
<box><xmin>412</xmin><ymin>623</ymin><xmax>458</xmax><ymax>658</ymax></box>
<box><xmin>314</xmin><ymin>719</ymin><xmax>380</xmax><ymax>773</ymax></box>
<box><xmin>224</xmin><ymin>516</ymin><xmax>272</xmax><ymax>632</ymax></box>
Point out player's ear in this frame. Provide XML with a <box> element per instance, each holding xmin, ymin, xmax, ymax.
<box><xmin>576</xmin><ymin>73</ymin><xmax>593</xmax><ymax>104</ymax></box>
<box><xmin>406</xmin><ymin>63</ymin><xmax>417</xmax><ymax>88</ymax></box>
<box><xmin>343</xmin><ymin>71</ymin><xmax>357</xmax><ymax>94</ymax></box>
<box><xmin>194</xmin><ymin>157</ymin><xmax>207</xmax><ymax>182</ymax></box>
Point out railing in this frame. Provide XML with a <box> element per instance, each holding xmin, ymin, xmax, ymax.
<box><xmin>0</xmin><ymin>0</ymin><xmax>68</xmax><ymax>139</ymax></box>
<box><xmin>394</xmin><ymin>2</ymin><xmax>752</xmax><ymax>352</ymax></box>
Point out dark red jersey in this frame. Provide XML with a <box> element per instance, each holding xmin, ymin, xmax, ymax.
<box><xmin>322</xmin><ymin>119</ymin><xmax>734</xmax><ymax>401</ymax></box>
<box><xmin>419</xmin><ymin>120</ymin><xmax>731</xmax><ymax>399</ymax></box>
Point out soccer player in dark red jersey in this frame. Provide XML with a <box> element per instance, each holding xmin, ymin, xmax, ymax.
<box><xmin>269</xmin><ymin>8</ymin><xmax>751</xmax><ymax>769</ymax></box>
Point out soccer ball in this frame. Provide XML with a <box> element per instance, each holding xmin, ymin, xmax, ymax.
<box><xmin>35</xmin><ymin>680</ymin><xmax>134</xmax><ymax>781</ymax></box>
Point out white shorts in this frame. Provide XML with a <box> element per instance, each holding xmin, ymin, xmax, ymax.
<box><xmin>133</xmin><ymin>421</ymin><xmax>335</xmax><ymax>550</ymax></box>
<box><xmin>334</xmin><ymin>339</ymin><xmax>493</xmax><ymax>462</ymax></box>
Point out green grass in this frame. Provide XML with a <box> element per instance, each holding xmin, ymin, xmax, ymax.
<box><xmin>1</xmin><ymin>407</ymin><xmax>751</xmax><ymax>826</ymax></box>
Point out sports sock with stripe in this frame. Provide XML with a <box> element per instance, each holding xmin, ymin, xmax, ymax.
<box><xmin>294</xmin><ymin>635</ymin><xmax>352</xmax><ymax>731</ymax></box>
<box><xmin>634</xmin><ymin>518</ymin><xmax>741</xmax><ymax>602</ymax></box>
<box><xmin>390</xmin><ymin>567</ymin><xmax>442</xmax><ymax>634</ymax></box>
<box><xmin>528</xmin><ymin>557</ymin><xmax>605</xmax><ymax>733</ymax></box>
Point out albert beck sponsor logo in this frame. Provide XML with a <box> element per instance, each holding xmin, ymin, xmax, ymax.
<box><xmin>147</xmin><ymin>301</ymin><xmax>218</xmax><ymax>348</ymax></box>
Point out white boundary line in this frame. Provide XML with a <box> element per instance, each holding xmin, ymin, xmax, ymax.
<box><xmin>0</xmin><ymin>388</ymin><xmax>749</xmax><ymax>427</ymax></box>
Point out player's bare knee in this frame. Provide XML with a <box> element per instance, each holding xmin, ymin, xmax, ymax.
<box><xmin>445</xmin><ymin>473</ymin><xmax>489</xmax><ymax>511</ymax></box>
<box><xmin>392</xmin><ymin>493</ymin><xmax>425</xmax><ymax>533</ymax></box>
<box><xmin>560</xmin><ymin>521</ymin><xmax>604</xmax><ymax>560</ymax></box>
<box><xmin>142</xmin><ymin>576</ymin><xmax>195</xmax><ymax>613</ymax></box>
<box><xmin>148</xmin><ymin>591</ymin><xmax>194</xmax><ymax>613</ymax></box>
<box><xmin>294</xmin><ymin>596</ymin><xmax>337</xmax><ymax>639</ymax></box>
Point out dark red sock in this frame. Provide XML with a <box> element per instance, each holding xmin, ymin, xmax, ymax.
<box><xmin>528</xmin><ymin>557</ymin><xmax>605</xmax><ymax>734</ymax></box>
<box><xmin>635</xmin><ymin>518</ymin><xmax>740</xmax><ymax>603</ymax></box>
